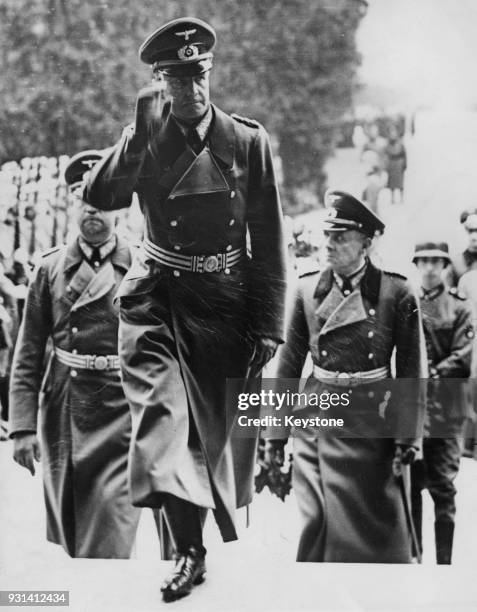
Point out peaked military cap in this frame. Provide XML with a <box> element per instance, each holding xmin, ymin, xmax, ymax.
<box><xmin>323</xmin><ymin>189</ymin><xmax>385</xmax><ymax>237</ymax></box>
<box><xmin>64</xmin><ymin>150</ymin><xmax>104</xmax><ymax>190</ymax></box>
<box><xmin>412</xmin><ymin>241</ymin><xmax>451</xmax><ymax>263</ymax></box>
<box><xmin>139</xmin><ymin>17</ymin><xmax>216</xmax><ymax>76</ymax></box>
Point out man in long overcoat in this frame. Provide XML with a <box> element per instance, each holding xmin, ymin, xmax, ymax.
<box><xmin>10</xmin><ymin>151</ymin><xmax>141</xmax><ymax>558</ymax></box>
<box><xmin>266</xmin><ymin>191</ymin><xmax>426</xmax><ymax>563</ymax></box>
<box><xmin>84</xmin><ymin>17</ymin><xmax>286</xmax><ymax>601</ymax></box>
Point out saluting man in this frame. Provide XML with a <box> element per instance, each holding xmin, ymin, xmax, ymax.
<box><xmin>9</xmin><ymin>151</ymin><xmax>141</xmax><ymax>558</ymax></box>
<box><xmin>84</xmin><ymin>17</ymin><xmax>286</xmax><ymax>601</ymax></box>
<box><xmin>412</xmin><ymin>242</ymin><xmax>474</xmax><ymax>564</ymax></box>
<box><xmin>266</xmin><ymin>190</ymin><xmax>426</xmax><ymax>563</ymax></box>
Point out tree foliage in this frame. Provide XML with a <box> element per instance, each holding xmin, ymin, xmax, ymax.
<box><xmin>0</xmin><ymin>0</ymin><xmax>366</xmax><ymax>213</ymax></box>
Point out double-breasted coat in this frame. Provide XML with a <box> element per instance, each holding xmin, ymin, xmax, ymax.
<box><xmin>9</xmin><ymin>237</ymin><xmax>141</xmax><ymax>558</ymax></box>
<box><xmin>276</xmin><ymin>261</ymin><xmax>426</xmax><ymax>562</ymax></box>
<box><xmin>84</xmin><ymin>102</ymin><xmax>287</xmax><ymax>541</ymax></box>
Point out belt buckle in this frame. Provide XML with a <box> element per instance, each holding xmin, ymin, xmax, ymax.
<box><xmin>203</xmin><ymin>255</ymin><xmax>219</xmax><ymax>273</ymax></box>
<box><xmin>93</xmin><ymin>355</ymin><xmax>108</xmax><ymax>370</ymax></box>
<box><xmin>336</xmin><ymin>372</ymin><xmax>350</xmax><ymax>380</ymax></box>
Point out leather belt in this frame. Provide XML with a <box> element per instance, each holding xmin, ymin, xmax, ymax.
<box><xmin>143</xmin><ymin>238</ymin><xmax>245</xmax><ymax>273</ymax></box>
<box><xmin>55</xmin><ymin>347</ymin><xmax>120</xmax><ymax>371</ymax></box>
<box><xmin>313</xmin><ymin>364</ymin><xmax>389</xmax><ymax>387</ymax></box>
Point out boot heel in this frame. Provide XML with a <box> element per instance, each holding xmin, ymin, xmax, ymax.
<box><xmin>194</xmin><ymin>573</ymin><xmax>206</xmax><ymax>585</ymax></box>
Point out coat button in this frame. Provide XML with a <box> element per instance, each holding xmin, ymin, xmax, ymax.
<box><xmin>173</xmin><ymin>270</ymin><xmax>181</xmax><ymax>277</ymax></box>
<box><xmin>229</xmin><ymin>219</ymin><xmax>235</xmax><ymax>226</ymax></box>
<box><xmin>368</xmin><ymin>331</ymin><xmax>374</xmax><ymax>338</ymax></box>
<box><xmin>226</xmin><ymin>245</ymin><xmax>233</xmax><ymax>252</ymax></box>
<box><xmin>174</xmin><ymin>245</ymin><xmax>181</xmax><ymax>251</ymax></box>
<box><xmin>230</xmin><ymin>190</ymin><xmax>236</xmax><ymax>199</ymax></box>
<box><xmin>72</xmin><ymin>349</ymin><xmax>78</xmax><ymax>355</ymax></box>
<box><xmin>368</xmin><ymin>352</ymin><xmax>374</xmax><ymax>359</ymax></box>
<box><xmin>321</xmin><ymin>350</ymin><xmax>327</xmax><ymax>356</ymax></box>
<box><xmin>369</xmin><ymin>308</ymin><xmax>376</xmax><ymax>316</ymax></box>
<box><xmin>224</xmin><ymin>268</ymin><xmax>231</xmax><ymax>275</ymax></box>
<box><xmin>70</xmin><ymin>369</ymin><xmax>77</xmax><ymax>378</ymax></box>
<box><xmin>170</xmin><ymin>220</ymin><xmax>178</xmax><ymax>227</ymax></box>
<box><xmin>67</xmin><ymin>286</ymin><xmax>72</xmax><ymax>293</ymax></box>
<box><xmin>72</xmin><ymin>327</ymin><xmax>78</xmax><ymax>334</ymax></box>
<box><xmin>94</xmin><ymin>261</ymin><xmax>100</xmax><ymax>268</ymax></box>
<box><xmin>368</xmin><ymin>391</ymin><xmax>375</xmax><ymax>398</ymax></box>
<box><xmin>344</xmin><ymin>289</ymin><xmax>350</xmax><ymax>296</ymax></box>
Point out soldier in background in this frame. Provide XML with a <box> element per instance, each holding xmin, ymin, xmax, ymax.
<box><xmin>412</xmin><ymin>242</ymin><xmax>474</xmax><ymax>563</ymax></box>
<box><xmin>9</xmin><ymin>151</ymin><xmax>141</xmax><ymax>558</ymax></box>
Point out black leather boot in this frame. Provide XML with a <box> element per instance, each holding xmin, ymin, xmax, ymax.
<box><xmin>161</xmin><ymin>495</ymin><xmax>206</xmax><ymax>601</ymax></box>
<box><xmin>435</xmin><ymin>520</ymin><xmax>454</xmax><ymax>565</ymax></box>
<box><xmin>161</xmin><ymin>545</ymin><xmax>207</xmax><ymax>602</ymax></box>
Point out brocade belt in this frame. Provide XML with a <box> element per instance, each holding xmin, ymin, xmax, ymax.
<box><xmin>312</xmin><ymin>364</ymin><xmax>389</xmax><ymax>387</ymax></box>
<box><xmin>54</xmin><ymin>347</ymin><xmax>120</xmax><ymax>371</ymax></box>
<box><xmin>143</xmin><ymin>238</ymin><xmax>245</xmax><ymax>274</ymax></box>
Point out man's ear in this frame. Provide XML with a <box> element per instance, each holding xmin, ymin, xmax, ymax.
<box><xmin>363</xmin><ymin>236</ymin><xmax>372</xmax><ymax>250</ymax></box>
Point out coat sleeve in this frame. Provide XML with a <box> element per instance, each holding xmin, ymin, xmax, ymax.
<box><xmin>393</xmin><ymin>280</ymin><xmax>427</xmax><ymax>447</ymax></box>
<box><xmin>265</xmin><ymin>279</ymin><xmax>310</xmax><ymax>440</ymax></box>
<box><xmin>84</xmin><ymin>124</ymin><xmax>146</xmax><ymax>211</ymax></box>
<box><xmin>275</xmin><ymin>280</ymin><xmax>309</xmax><ymax>382</ymax></box>
<box><xmin>246</xmin><ymin>126</ymin><xmax>287</xmax><ymax>342</ymax></box>
<box><xmin>9</xmin><ymin>263</ymin><xmax>52</xmax><ymax>435</ymax></box>
<box><xmin>435</xmin><ymin>301</ymin><xmax>474</xmax><ymax>377</ymax></box>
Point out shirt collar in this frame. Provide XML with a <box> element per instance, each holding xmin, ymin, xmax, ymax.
<box><xmin>172</xmin><ymin>105</ymin><xmax>213</xmax><ymax>143</ymax></box>
<box><xmin>78</xmin><ymin>234</ymin><xmax>117</xmax><ymax>263</ymax></box>
<box><xmin>420</xmin><ymin>283</ymin><xmax>445</xmax><ymax>301</ymax></box>
<box><xmin>333</xmin><ymin>259</ymin><xmax>368</xmax><ymax>291</ymax></box>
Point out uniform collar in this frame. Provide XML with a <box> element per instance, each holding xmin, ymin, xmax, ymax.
<box><xmin>150</xmin><ymin>102</ymin><xmax>235</xmax><ymax>170</ymax></box>
<box><xmin>314</xmin><ymin>258</ymin><xmax>381</xmax><ymax>305</ymax></box>
<box><xmin>64</xmin><ymin>234</ymin><xmax>130</xmax><ymax>272</ymax></box>
<box><xmin>78</xmin><ymin>234</ymin><xmax>117</xmax><ymax>263</ymax></box>
<box><xmin>420</xmin><ymin>283</ymin><xmax>445</xmax><ymax>301</ymax></box>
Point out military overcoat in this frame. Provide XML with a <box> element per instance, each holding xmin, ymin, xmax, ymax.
<box><xmin>276</xmin><ymin>261</ymin><xmax>427</xmax><ymax>562</ymax></box>
<box><xmin>84</xmin><ymin>102</ymin><xmax>286</xmax><ymax>541</ymax></box>
<box><xmin>9</xmin><ymin>237</ymin><xmax>140</xmax><ymax>558</ymax></box>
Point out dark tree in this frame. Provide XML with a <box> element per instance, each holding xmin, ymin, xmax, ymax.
<box><xmin>0</xmin><ymin>0</ymin><xmax>366</xmax><ymax>213</ymax></box>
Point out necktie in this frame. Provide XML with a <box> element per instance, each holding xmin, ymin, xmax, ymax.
<box><xmin>340</xmin><ymin>276</ymin><xmax>354</xmax><ymax>296</ymax></box>
<box><xmin>89</xmin><ymin>247</ymin><xmax>102</xmax><ymax>269</ymax></box>
<box><xmin>186</xmin><ymin>128</ymin><xmax>203</xmax><ymax>154</ymax></box>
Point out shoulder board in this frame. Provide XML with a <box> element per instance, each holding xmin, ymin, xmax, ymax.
<box><xmin>231</xmin><ymin>113</ymin><xmax>260</xmax><ymax>129</ymax></box>
<box><xmin>41</xmin><ymin>245</ymin><xmax>62</xmax><ymax>258</ymax></box>
<box><xmin>448</xmin><ymin>286</ymin><xmax>467</xmax><ymax>300</ymax></box>
<box><xmin>382</xmin><ymin>269</ymin><xmax>407</xmax><ymax>280</ymax></box>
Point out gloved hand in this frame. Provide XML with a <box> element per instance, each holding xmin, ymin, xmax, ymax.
<box><xmin>392</xmin><ymin>443</ymin><xmax>417</xmax><ymax>477</ymax></box>
<box><xmin>13</xmin><ymin>432</ymin><xmax>41</xmax><ymax>476</ymax></box>
<box><xmin>249</xmin><ymin>337</ymin><xmax>279</xmax><ymax>377</ymax></box>
<box><xmin>133</xmin><ymin>83</ymin><xmax>165</xmax><ymax>147</ymax></box>
<box><xmin>262</xmin><ymin>439</ymin><xmax>286</xmax><ymax>470</ymax></box>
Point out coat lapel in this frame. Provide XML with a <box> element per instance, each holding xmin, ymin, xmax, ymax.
<box><xmin>148</xmin><ymin>103</ymin><xmax>236</xmax><ymax>195</ymax></box>
<box><xmin>314</xmin><ymin>261</ymin><xmax>381</xmax><ymax>336</ymax></box>
<box><xmin>319</xmin><ymin>288</ymin><xmax>368</xmax><ymax>335</ymax></box>
<box><xmin>71</xmin><ymin>260</ymin><xmax>116</xmax><ymax>312</ymax></box>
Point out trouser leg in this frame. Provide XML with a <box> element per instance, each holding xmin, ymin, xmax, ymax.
<box><xmin>162</xmin><ymin>494</ymin><xmax>206</xmax><ymax>556</ymax></box>
<box><xmin>424</xmin><ymin>437</ymin><xmax>461</xmax><ymax>564</ymax></box>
